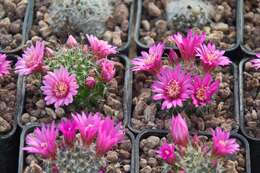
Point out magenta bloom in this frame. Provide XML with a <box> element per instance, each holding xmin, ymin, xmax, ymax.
<box><xmin>41</xmin><ymin>67</ymin><xmax>78</xmax><ymax>108</ymax></box>
<box><xmin>158</xmin><ymin>142</ymin><xmax>176</xmax><ymax>164</ymax></box>
<box><xmin>152</xmin><ymin>66</ymin><xmax>193</xmax><ymax>109</ymax></box>
<box><xmin>249</xmin><ymin>53</ymin><xmax>260</xmax><ymax>70</ymax></box>
<box><xmin>15</xmin><ymin>41</ymin><xmax>45</xmax><ymax>75</ymax></box>
<box><xmin>169</xmin><ymin>30</ymin><xmax>206</xmax><ymax>62</ymax></box>
<box><xmin>73</xmin><ymin>112</ymin><xmax>101</xmax><ymax>145</ymax></box>
<box><xmin>59</xmin><ymin>118</ymin><xmax>77</xmax><ymax>146</ymax></box>
<box><xmin>66</xmin><ymin>35</ymin><xmax>78</xmax><ymax>48</ymax></box>
<box><xmin>211</xmin><ymin>128</ymin><xmax>240</xmax><ymax>157</ymax></box>
<box><xmin>23</xmin><ymin>122</ymin><xmax>57</xmax><ymax>159</ymax></box>
<box><xmin>87</xmin><ymin>34</ymin><xmax>117</xmax><ymax>59</ymax></box>
<box><xmin>131</xmin><ymin>43</ymin><xmax>164</xmax><ymax>74</ymax></box>
<box><xmin>191</xmin><ymin>74</ymin><xmax>220</xmax><ymax>107</ymax></box>
<box><xmin>170</xmin><ymin>114</ymin><xmax>189</xmax><ymax>147</ymax></box>
<box><xmin>0</xmin><ymin>53</ymin><xmax>11</xmax><ymax>77</ymax></box>
<box><xmin>168</xmin><ymin>49</ymin><xmax>179</xmax><ymax>65</ymax></box>
<box><xmin>96</xmin><ymin>117</ymin><xmax>124</xmax><ymax>156</ymax></box>
<box><xmin>85</xmin><ymin>76</ymin><xmax>96</xmax><ymax>89</ymax></box>
<box><xmin>99</xmin><ymin>59</ymin><xmax>116</xmax><ymax>82</ymax></box>
<box><xmin>196</xmin><ymin>43</ymin><xmax>231</xmax><ymax>71</ymax></box>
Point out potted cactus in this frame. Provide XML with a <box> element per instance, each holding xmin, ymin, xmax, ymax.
<box><xmin>135</xmin><ymin>115</ymin><xmax>250</xmax><ymax>173</ymax></box>
<box><xmin>239</xmin><ymin>54</ymin><xmax>260</xmax><ymax>140</ymax></box>
<box><xmin>19</xmin><ymin>113</ymin><xmax>135</xmax><ymax>173</ymax></box>
<box><xmin>27</xmin><ymin>0</ymin><xmax>133</xmax><ymax>51</ymax></box>
<box><xmin>135</xmin><ymin>0</ymin><xmax>238</xmax><ymax>51</ymax></box>
<box><xmin>0</xmin><ymin>53</ymin><xmax>23</xmax><ymax>173</ymax></box>
<box><xmin>130</xmin><ymin>31</ymin><xmax>238</xmax><ymax>133</ymax></box>
<box><xmin>17</xmin><ymin>35</ymin><xmax>130</xmax><ymax>128</ymax></box>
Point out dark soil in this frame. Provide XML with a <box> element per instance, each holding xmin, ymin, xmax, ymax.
<box><xmin>243</xmin><ymin>60</ymin><xmax>260</xmax><ymax>138</ymax></box>
<box><xmin>0</xmin><ymin>70</ymin><xmax>17</xmax><ymax>135</ymax></box>
<box><xmin>0</xmin><ymin>0</ymin><xmax>27</xmax><ymax>51</ymax></box>
<box><xmin>243</xmin><ymin>0</ymin><xmax>260</xmax><ymax>53</ymax></box>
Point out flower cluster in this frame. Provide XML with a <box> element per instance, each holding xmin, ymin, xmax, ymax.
<box><xmin>23</xmin><ymin>112</ymin><xmax>124</xmax><ymax>172</ymax></box>
<box><xmin>132</xmin><ymin>31</ymin><xmax>231</xmax><ymax>110</ymax></box>
<box><xmin>0</xmin><ymin>53</ymin><xmax>11</xmax><ymax>77</ymax></box>
<box><xmin>158</xmin><ymin>115</ymin><xmax>240</xmax><ymax>172</ymax></box>
<box><xmin>15</xmin><ymin>35</ymin><xmax>118</xmax><ymax>108</ymax></box>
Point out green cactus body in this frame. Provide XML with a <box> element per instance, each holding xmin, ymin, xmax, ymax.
<box><xmin>163</xmin><ymin>142</ymin><xmax>226</xmax><ymax>173</ymax></box>
<box><xmin>43</xmin><ymin>136</ymin><xmax>106</xmax><ymax>173</ymax></box>
<box><xmin>45</xmin><ymin>47</ymin><xmax>106</xmax><ymax>109</ymax></box>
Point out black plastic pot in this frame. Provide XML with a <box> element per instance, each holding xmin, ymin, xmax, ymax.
<box><xmin>128</xmin><ymin>62</ymin><xmax>240</xmax><ymax>135</ymax></box>
<box><xmin>27</xmin><ymin>0</ymin><xmax>134</xmax><ymax>53</ymax></box>
<box><xmin>240</xmin><ymin>0</ymin><xmax>259</xmax><ymax>56</ymax></box>
<box><xmin>0</xmin><ymin>0</ymin><xmax>34</xmax><ymax>54</ymax></box>
<box><xmin>17</xmin><ymin>55</ymin><xmax>132</xmax><ymax>129</ymax></box>
<box><xmin>134</xmin><ymin>0</ymin><xmax>243</xmax><ymax>54</ymax></box>
<box><xmin>0</xmin><ymin>55</ymin><xmax>25</xmax><ymax>173</ymax></box>
<box><xmin>135</xmin><ymin>129</ymin><xmax>251</xmax><ymax>173</ymax></box>
<box><xmin>239</xmin><ymin>57</ymin><xmax>260</xmax><ymax>141</ymax></box>
<box><xmin>18</xmin><ymin>124</ymin><xmax>135</xmax><ymax>173</ymax></box>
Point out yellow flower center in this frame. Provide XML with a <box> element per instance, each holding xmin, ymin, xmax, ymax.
<box><xmin>164</xmin><ymin>149</ymin><xmax>170</xmax><ymax>156</ymax></box>
<box><xmin>40</xmin><ymin>142</ymin><xmax>47</xmax><ymax>148</ymax></box>
<box><xmin>54</xmin><ymin>81</ymin><xmax>69</xmax><ymax>98</ymax></box>
<box><xmin>196</xmin><ymin>87</ymin><xmax>207</xmax><ymax>101</ymax></box>
<box><xmin>166</xmin><ymin>80</ymin><xmax>180</xmax><ymax>98</ymax></box>
<box><xmin>219</xmin><ymin>140</ymin><xmax>226</xmax><ymax>147</ymax></box>
<box><xmin>208</xmin><ymin>54</ymin><xmax>217</xmax><ymax>61</ymax></box>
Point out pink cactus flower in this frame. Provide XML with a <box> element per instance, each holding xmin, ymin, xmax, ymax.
<box><xmin>211</xmin><ymin>128</ymin><xmax>240</xmax><ymax>157</ymax></box>
<box><xmin>96</xmin><ymin>117</ymin><xmax>124</xmax><ymax>156</ymax></box>
<box><xmin>66</xmin><ymin>35</ymin><xmax>78</xmax><ymax>48</ymax></box>
<box><xmin>59</xmin><ymin>118</ymin><xmax>77</xmax><ymax>146</ymax></box>
<box><xmin>191</xmin><ymin>73</ymin><xmax>220</xmax><ymax>107</ymax></box>
<box><xmin>249</xmin><ymin>53</ymin><xmax>260</xmax><ymax>70</ymax></box>
<box><xmin>152</xmin><ymin>66</ymin><xmax>193</xmax><ymax>109</ymax></box>
<box><xmin>45</xmin><ymin>47</ymin><xmax>55</xmax><ymax>58</ymax></box>
<box><xmin>23</xmin><ymin>122</ymin><xmax>58</xmax><ymax>159</ymax></box>
<box><xmin>87</xmin><ymin>34</ymin><xmax>117</xmax><ymax>59</ymax></box>
<box><xmin>131</xmin><ymin>43</ymin><xmax>164</xmax><ymax>75</ymax></box>
<box><xmin>73</xmin><ymin>112</ymin><xmax>101</xmax><ymax>145</ymax></box>
<box><xmin>168</xmin><ymin>49</ymin><xmax>179</xmax><ymax>65</ymax></box>
<box><xmin>85</xmin><ymin>76</ymin><xmax>96</xmax><ymax>89</ymax></box>
<box><xmin>169</xmin><ymin>30</ymin><xmax>206</xmax><ymax>62</ymax></box>
<box><xmin>15</xmin><ymin>41</ymin><xmax>45</xmax><ymax>75</ymax></box>
<box><xmin>170</xmin><ymin>114</ymin><xmax>189</xmax><ymax>147</ymax></box>
<box><xmin>196</xmin><ymin>43</ymin><xmax>231</xmax><ymax>71</ymax></box>
<box><xmin>0</xmin><ymin>53</ymin><xmax>11</xmax><ymax>77</ymax></box>
<box><xmin>158</xmin><ymin>142</ymin><xmax>176</xmax><ymax>164</ymax></box>
<box><xmin>41</xmin><ymin>67</ymin><xmax>78</xmax><ymax>108</ymax></box>
<box><xmin>99</xmin><ymin>59</ymin><xmax>116</xmax><ymax>82</ymax></box>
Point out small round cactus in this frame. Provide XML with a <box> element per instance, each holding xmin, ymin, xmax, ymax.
<box><xmin>48</xmin><ymin>0</ymin><xmax>114</xmax><ymax>38</ymax></box>
<box><xmin>166</xmin><ymin>0</ymin><xmax>214</xmax><ymax>32</ymax></box>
